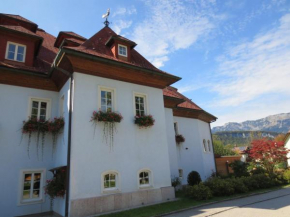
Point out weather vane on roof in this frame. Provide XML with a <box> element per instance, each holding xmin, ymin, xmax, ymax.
<box><xmin>102</xmin><ymin>8</ymin><xmax>110</xmax><ymax>27</ymax></box>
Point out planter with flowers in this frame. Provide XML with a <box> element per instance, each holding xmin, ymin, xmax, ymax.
<box><xmin>91</xmin><ymin>110</ymin><xmax>123</xmax><ymax>150</ymax></box>
<box><xmin>175</xmin><ymin>134</ymin><xmax>185</xmax><ymax>145</ymax></box>
<box><xmin>134</xmin><ymin>115</ymin><xmax>155</xmax><ymax>128</ymax></box>
<box><xmin>45</xmin><ymin>167</ymin><xmax>66</xmax><ymax>211</ymax></box>
<box><xmin>22</xmin><ymin>117</ymin><xmax>64</xmax><ymax>159</ymax></box>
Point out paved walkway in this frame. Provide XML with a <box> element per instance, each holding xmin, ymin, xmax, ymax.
<box><xmin>164</xmin><ymin>187</ymin><xmax>290</xmax><ymax>217</ymax></box>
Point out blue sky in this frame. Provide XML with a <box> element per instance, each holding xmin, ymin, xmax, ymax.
<box><xmin>2</xmin><ymin>0</ymin><xmax>290</xmax><ymax>127</ymax></box>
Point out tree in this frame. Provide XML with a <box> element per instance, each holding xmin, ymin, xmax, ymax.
<box><xmin>248</xmin><ymin>139</ymin><xmax>288</xmax><ymax>176</ymax></box>
<box><xmin>275</xmin><ymin>134</ymin><xmax>286</xmax><ymax>142</ymax></box>
<box><xmin>213</xmin><ymin>140</ymin><xmax>237</xmax><ymax>156</ymax></box>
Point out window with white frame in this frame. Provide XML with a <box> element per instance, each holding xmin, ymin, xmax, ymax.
<box><xmin>203</xmin><ymin>139</ymin><xmax>207</xmax><ymax>152</ymax></box>
<box><xmin>30</xmin><ymin>98</ymin><xmax>51</xmax><ymax>121</ymax></box>
<box><xmin>99</xmin><ymin>87</ymin><xmax>115</xmax><ymax>112</ymax></box>
<box><xmin>174</xmin><ymin>122</ymin><xmax>179</xmax><ymax>136</ymax></box>
<box><xmin>207</xmin><ymin>140</ymin><xmax>211</xmax><ymax>152</ymax></box>
<box><xmin>118</xmin><ymin>44</ymin><xmax>127</xmax><ymax>57</ymax></box>
<box><xmin>134</xmin><ymin>93</ymin><xmax>147</xmax><ymax>116</ymax></box>
<box><xmin>102</xmin><ymin>171</ymin><xmax>119</xmax><ymax>192</ymax></box>
<box><xmin>20</xmin><ymin>169</ymin><xmax>44</xmax><ymax>204</ymax></box>
<box><xmin>6</xmin><ymin>42</ymin><xmax>26</xmax><ymax>62</ymax></box>
<box><xmin>139</xmin><ymin>170</ymin><xmax>152</xmax><ymax>188</ymax></box>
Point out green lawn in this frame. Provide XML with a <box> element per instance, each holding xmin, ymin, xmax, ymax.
<box><xmin>98</xmin><ymin>185</ymin><xmax>290</xmax><ymax>217</ymax></box>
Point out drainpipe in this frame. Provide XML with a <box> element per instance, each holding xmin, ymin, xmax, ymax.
<box><xmin>209</xmin><ymin>123</ymin><xmax>218</xmax><ymax>175</ymax></box>
<box><xmin>65</xmin><ymin>74</ymin><xmax>73</xmax><ymax>217</ymax></box>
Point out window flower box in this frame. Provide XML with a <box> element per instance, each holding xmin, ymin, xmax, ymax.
<box><xmin>175</xmin><ymin>134</ymin><xmax>185</xmax><ymax>144</ymax></box>
<box><xmin>134</xmin><ymin>115</ymin><xmax>155</xmax><ymax>128</ymax></box>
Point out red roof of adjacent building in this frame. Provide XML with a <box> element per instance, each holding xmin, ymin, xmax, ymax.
<box><xmin>163</xmin><ymin>86</ymin><xmax>202</xmax><ymax>110</ymax></box>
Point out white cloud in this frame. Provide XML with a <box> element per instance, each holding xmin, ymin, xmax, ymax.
<box><xmin>112</xmin><ymin>6</ymin><xmax>137</xmax><ymax>17</ymax></box>
<box><xmin>212</xmin><ymin>13</ymin><xmax>290</xmax><ymax>107</ymax></box>
<box><xmin>112</xmin><ymin>20</ymin><xmax>132</xmax><ymax>35</ymax></box>
<box><xmin>130</xmin><ymin>0</ymin><xmax>222</xmax><ymax>68</ymax></box>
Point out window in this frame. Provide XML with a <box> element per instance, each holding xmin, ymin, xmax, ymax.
<box><xmin>99</xmin><ymin>87</ymin><xmax>115</xmax><ymax>112</ymax></box>
<box><xmin>19</xmin><ymin>169</ymin><xmax>45</xmax><ymax>205</ymax></box>
<box><xmin>29</xmin><ymin>98</ymin><xmax>51</xmax><ymax>121</ymax></box>
<box><xmin>203</xmin><ymin>139</ymin><xmax>207</xmax><ymax>152</ymax></box>
<box><xmin>207</xmin><ymin>140</ymin><xmax>211</xmax><ymax>152</ymax></box>
<box><xmin>6</xmin><ymin>42</ymin><xmax>26</xmax><ymax>62</ymax></box>
<box><xmin>118</xmin><ymin>44</ymin><xmax>127</xmax><ymax>57</ymax></box>
<box><xmin>174</xmin><ymin>122</ymin><xmax>179</xmax><ymax>136</ymax></box>
<box><xmin>101</xmin><ymin>170</ymin><xmax>120</xmax><ymax>193</ymax></box>
<box><xmin>134</xmin><ymin>93</ymin><xmax>147</xmax><ymax>116</ymax></box>
<box><xmin>178</xmin><ymin>169</ymin><xmax>183</xmax><ymax>178</ymax></box>
<box><xmin>138</xmin><ymin>169</ymin><xmax>152</xmax><ymax>188</ymax></box>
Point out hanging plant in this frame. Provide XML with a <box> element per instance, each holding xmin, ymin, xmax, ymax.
<box><xmin>48</xmin><ymin>117</ymin><xmax>65</xmax><ymax>156</ymax></box>
<box><xmin>22</xmin><ymin>117</ymin><xmax>64</xmax><ymax>159</ymax></box>
<box><xmin>45</xmin><ymin>167</ymin><xmax>66</xmax><ymax>211</ymax></box>
<box><xmin>91</xmin><ymin>110</ymin><xmax>123</xmax><ymax>150</ymax></box>
<box><xmin>134</xmin><ymin>115</ymin><xmax>155</xmax><ymax>128</ymax></box>
<box><xmin>175</xmin><ymin>134</ymin><xmax>185</xmax><ymax>144</ymax></box>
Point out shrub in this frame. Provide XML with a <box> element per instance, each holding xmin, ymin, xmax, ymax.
<box><xmin>187</xmin><ymin>171</ymin><xmax>201</xmax><ymax>186</ymax></box>
<box><xmin>240</xmin><ymin>176</ymin><xmax>259</xmax><ymax>191</ymax></box>
<box><xmin>204</xmin><ymin>177</ymin><xmax>235</xmax><ymax>196</ymax></box>
<box><xmin>283</xmin><ymin>170</ymin><xmax>290</xmax><ymax>183</ymax></box>
<box><xmin>250</xmin><ymin>166</ymin><xmax>266</xmax><ymax>175</ymax></box>
<box><xmin>230</xmin><ymin>178</ymin><xmax>248</xmax><ymax>193</ymax></box>
<box><xmin>187</xmin><ymin>183</ymin><xmax>213</xmax><ymax>200</ymax></box>
<box><xmin>229</xmin><ymin>160</ymin><xmax>249</xmax><ymax>177</ymax></box>
<box><xmin>251</xmin><ymin>174</ymin><xmax>275</xmax><ymax>188</ymax></box>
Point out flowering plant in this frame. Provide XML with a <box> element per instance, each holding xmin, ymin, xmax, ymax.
<box><xmin>134</xmin><ymin>115</ymin><xmax>155</xmax><ymax>128</ymax></box>
<box><xmin>45</xmin><ymin>167</ymin><xmax>66</xmax><ymax>210</ymax></box>
<box><xmin>175</xmin><ymin>134</ymin><xmax>185</xmax><ymax>144</ymax></box>
<box><xmin>22</xmin><ymin>117</ymin><xmax>64</xmax><ymax>159</ymax></box>
<box><xmin>91</xmin><ymin>110</ymin><xmax>123</xmax><ymax>123</ymax></box>
<box><xmin>91</xmin><ymin>110</ymin><xmax>123</xmax><ymax>150</ymax></box>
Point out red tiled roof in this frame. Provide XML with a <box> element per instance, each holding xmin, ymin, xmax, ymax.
<box><xmin>65</xmin><ymin>27</ymin><xmax>173</xmax><ymax>75</ymax></box>
<box><xmin>0</xmin><ymin>13</ymin><xmax>36</xmax><ymax>25</ymax></box>
<box><xmin>62</xmin><ymin>31</ymin><xmax>86</xmax><ymax>40</ymax></box>
<box><xmin>0</xmin><ymin>61</ymin><xmax>47</xmax><ymax>74</ymax></box>
<box><xmin>163</xmin><ymin>86</ymin><xmax>202</xmax><ymax>110</ymax></box>
<box><xmin>66</xmin><ymin>37</ymin><xmax>85</xmax><ymax>45</ymax></box>
<box><xmin>0</xmin><ymin>25</ymin><xmax>40</xmax><ymax>37</ymax></box>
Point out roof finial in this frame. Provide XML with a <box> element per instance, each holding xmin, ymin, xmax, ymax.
<box><xmin>102</xmin><ymin>8</ymin><xmax>110</xmax><ymax>27</ymax></box>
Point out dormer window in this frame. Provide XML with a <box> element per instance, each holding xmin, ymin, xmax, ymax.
<box><xmin>118</xmin><ymin>44</ymin><xmax>127</xmax><ymax>57</ymax></box>
<box><xmin>6</xmin><ymin>42</ymin><xmax>26</xmax><ymax>62</ymax></box>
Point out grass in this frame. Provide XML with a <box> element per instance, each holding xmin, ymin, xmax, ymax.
<box><xmin>98</xmin><ymin>184</ymin><xmax>290</xmax><ymax>217</ymax></box>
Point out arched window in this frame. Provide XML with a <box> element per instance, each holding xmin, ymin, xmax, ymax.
<box><xmin>138</xmin><ymin>169</ymin><xmax>152</xmax><ymax>188</ymax></box>
<box><xmin>203</xmin><ymin>139</ymin><xmax>207</xmax><ymax>152</ymax></box>
<box><xmin>207</xmin><ymin>140</ymin><xmax>211</xmax><ymax>152</ymax></box>
<box><xmin>102</xmin><ymin>171</ymin><xmax>120</xmax><ymax>192</ymax></box>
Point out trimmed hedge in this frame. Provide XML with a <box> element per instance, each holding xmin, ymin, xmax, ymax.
<box><xmin>188</xmin><ymin>174</ymin><xmax>284</xmax><ymax>200</ymax></box>
<box><xmin>187</xmin><ymin>171</ymin><xmax>201</xmax><ymax>186</ymax></box>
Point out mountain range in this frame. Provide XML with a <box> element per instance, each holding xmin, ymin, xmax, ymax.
<box><xmin>212</xmin><ymin>113</ymin><xmax>290</xmax><ymax>134</ymax></box>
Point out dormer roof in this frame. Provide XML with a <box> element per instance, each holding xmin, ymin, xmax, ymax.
<box><xmin>105</xmin><ymin>35</ymin><xmax>137</xmax><ymax>49</ymax></box>
<box><xmin>54</xmin><ymin>31</ymin><xmax>86</xmax><ymax>48</ymax></box>
<box><xmin>0</xmin><ymin>13</ymin><xmax>38</xmax><ymax>32</ymax></box>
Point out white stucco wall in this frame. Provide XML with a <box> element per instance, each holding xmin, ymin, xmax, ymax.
<box><xmin>0</xmin><ymin>84</ymin><xmax>65</xmax><ymax>217</ymax></box>
<box><xmin>165</xmin><ymin>114</ymin><xmax>216</xmax><ymax>185</ymax></box>
<box><xmin>69</xmin><ymin>72</ymin><xmax>172</xmax><ymax>200</ymax></box>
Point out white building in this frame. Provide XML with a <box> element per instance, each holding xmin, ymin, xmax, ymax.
<box><xmin>0</xmin><ymin>13</ymin><xmax>217</xmax><ymax>217</ymax></box>
<box><xmin>284</xmin><ymin>132</ymin><xmax>290</xmax><ymax>166</ymax></box>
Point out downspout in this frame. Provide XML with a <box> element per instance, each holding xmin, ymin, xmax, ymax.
<box><xmin>209</xmin><ymin>123</ymin><xmax>218</xmax><ymax>175</ymax></box>
<box><xmin>65</xmin><ymin>73</ymin><xmax>73</xmax><ymax>217</ymax></box>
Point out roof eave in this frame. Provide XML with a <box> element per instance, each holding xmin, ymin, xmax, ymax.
<box><xmin>61</xmin><ymin>47</ymin><xmax>181</xmax><ymax>84</ymax></box>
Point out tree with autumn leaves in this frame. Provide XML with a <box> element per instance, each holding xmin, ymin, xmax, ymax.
<box><xmin>247</xmin><ymin>139</ymin><xmax>289</xmax><ymax>176</ymax></box>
